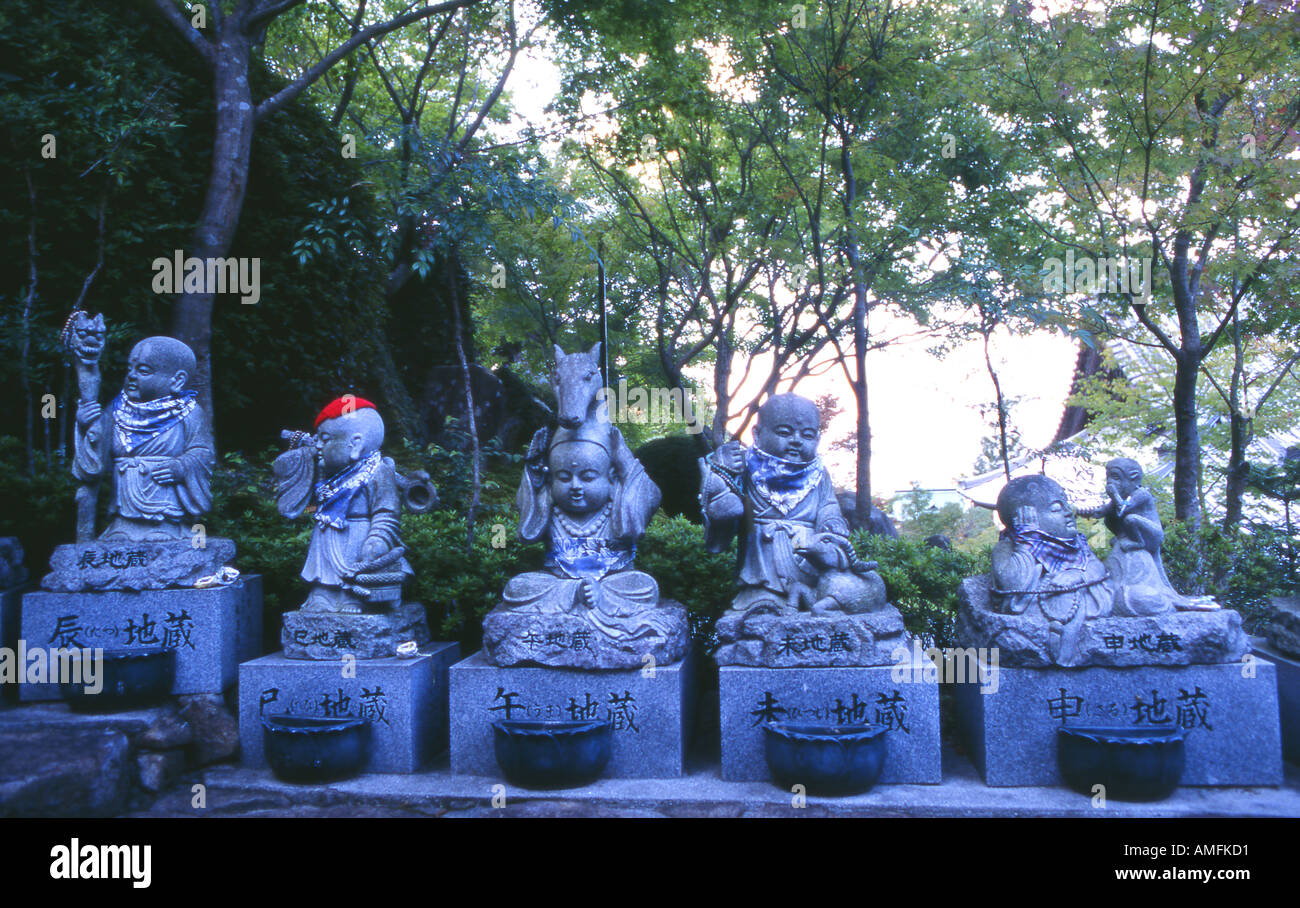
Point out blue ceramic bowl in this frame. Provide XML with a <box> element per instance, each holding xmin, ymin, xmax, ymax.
<box><xmin>60</xmin><ymin>646</ymin><xmax>175</xmax><ymax>712</ymax></box>
<box><xmin>764</xmin><ymin>722</ymin><xmax>889</xmax><ymax>796</ymax></box>
<box><xmin>492</xmin><ymin>719</ymin><xmax>613</xmax><ymax>790</ymax></box>
<box><xmin>1057</xmin><ymin>725</ymin><xmax>1186</xmax><ymax>801</ymax></box>
<box><xmin>262</xmin><ymin>715</ymin><xmax>372</xmax><ymax>784</ymax></box>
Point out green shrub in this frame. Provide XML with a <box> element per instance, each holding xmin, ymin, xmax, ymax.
<box><xmin>855</xmin><ymin>532</ymin><xmax>985</xmax><ymax>650</ymax></box>
<box><xmin>638</xmin><ymin>514</ymin><xmax>736</xmax><ymax>647</ymax></box>
<box><xmin>1161</xmin><ymin>522</ymin><xmax>1298</xmax><ymax>634</ymax></box>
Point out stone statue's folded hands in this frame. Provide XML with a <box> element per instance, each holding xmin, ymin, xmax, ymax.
<box><xmin>150</xmin><ymin>458</ymin><xmax>181</xmax><ymax>485</ymax></box>
<box><xmin>76</xmin><ymin>400</ymin><xmax>102</xmax><ymax>428</ymax></box>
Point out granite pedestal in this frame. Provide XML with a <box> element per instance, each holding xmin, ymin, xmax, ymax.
<box><xmin>239</xmin><ymin>641</ymin><xmax>459</xmax><ymax>774</ymax></box>
<box><xmin>0</xmin><ymin>582</ymin><xmax>29</xmax><ymax>706</ymax></box>
<box><xmin>19</xmin><ymin>576</ymin><xmax>262</xmax><ymax>701</ymax></box>
<box><xmin>718</xmin><ymin>650</ymin><xmax>943</xmax><ymax>783</ymax></box>
<box><xmin>1250</xmin><ymin>637</ymin><xmax>1300</xmax><ymax>766</ymax></box>
<box><xmin>954</xmin><ymin>660</ymin><xmax>1283</xmax><ymax>786</ymax></box>
<box><xmin>450</xmin><ymin>649</ymin><xmax>696</xmax><ymax>779</ymax></box>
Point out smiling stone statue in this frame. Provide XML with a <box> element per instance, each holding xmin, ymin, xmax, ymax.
<box><xmin>43</xmin><ymin>323</ymin><xmax>236</xmax><ymax>592</ymax></box>
<box><xmin>480</xmin><ymin>343</ymin><xmax>689</xmax><ymax>669</ymax></box>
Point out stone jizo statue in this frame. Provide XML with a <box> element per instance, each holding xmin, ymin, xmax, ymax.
<box><xmin>699</xmin><ymin>393</ymin><xmax>886</xmax><ymax>615</ymax></box>
<box><xmin>272</xmin><ymin>396</ymin><xmax>435</xmax><ymax>659</ymax></box>
<box><xmin>699</xmin><ymin>393</ymin><xmax>902</xmax><ymax>668</ymax></box>
<box><xmin>73</xmin><ymin>334</ymin><xmax>214</xmax><ymax>542</ymax></box>
<box><xmin>503</xmin><ymin>422</ymin><xmax>675</xmax><ymax>641</ymax></box>
<box><xmin>989</xmin><ymin>475</ymin><xmax>1112</xmax><ymax>666</ymax></box>
<box><xmin>958</xmin><ymin>468</ymin><xmax>1247</xmax><ymax>668</ymax></box>
<box><xmin>41</xmin><ymin>314</ymin><xmax>235</xmax><ymax>592</ymax></box>
<box><xmin>481</xmin><ymin>343</ymin><xmax>688</xmax><ymax>668</ymax></box>
<box><xmin>274</xmin><ymin>396</ymin><xmax>415</xmax><ymax>614</ymax></box>
<box><xmin>1077</xmin><ymin>458</ymin><xmax>1211</xmax><ymax>615</ymax></box>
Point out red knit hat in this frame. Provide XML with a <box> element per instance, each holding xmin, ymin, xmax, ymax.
<box><xmin>314</xmin><ymin>395</ymin><xmax>376</xmax><ymax>429</ymax></box>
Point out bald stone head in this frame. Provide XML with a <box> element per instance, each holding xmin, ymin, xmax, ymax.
<box><xmin>997</xmin><ymin>474</ymin><xmax>1077</xmax><ymax>538</ymax></box>
<box><xmin>124</xmin><ymin>336</ymin><xmax>197</xmax><ymax>402</ymax></box>
<box><xmin>755</xmin><ymin>393</ymin><xmax>821</xmax><ymax>462</ymax></box>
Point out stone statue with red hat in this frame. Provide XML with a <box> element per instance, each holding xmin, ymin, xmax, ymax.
<box><xmin>272</xmin><ymin>394</ymin><xmax>436</xmax><ymax>659</ymax></box>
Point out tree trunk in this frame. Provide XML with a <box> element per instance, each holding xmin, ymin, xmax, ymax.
<box><xmin>171</xmin><ymin>24</ymin><xmax>256</xmax><ymax>431</ymax></box>
<box><xmin>1171</xmin><ymin>349</ymin><xmax>1202</xmax><ymax>527</ymax></box>
<box><xmin>840</xmin><ymin>134</ymin><xmax>872</xmax><ymax>528</ymax></box>
<box><xmin>711</xmin><ymin>328</ymin><xmax>733</xmax><ymax>448</ymax></box>
<box><xmin>1222</xmin><ymin>315</ymin><xmax>1248</xmax><ymax>529</ymax></box>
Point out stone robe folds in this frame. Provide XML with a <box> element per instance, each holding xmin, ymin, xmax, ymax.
<box><xmin>74</xmin><ymin>392</ymin><xmax>214</xmax><ymax>537</ymax></box>
<box><xmin>504</xmin><ymin>452</ymin><xmax>673</xmax><ymax>641</ymax></box>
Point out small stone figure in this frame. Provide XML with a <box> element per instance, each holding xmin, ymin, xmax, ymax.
<box><xmin>481</xmin><ymin>343</ymin><xmax>688</xmax><ymax>669</ymax></box>
<box><xmin>699</xmin><ymin>393</ymin><xmax>902</xmax><ymax>667</ymax></box>
<box><xmin>989</xmin><ymin>475</ymin><xmax>1112</xmax><ymax>666</ymax></box>
<box><xmin>699</xmin><ymin>393</ymin><xmax>886</xmax><ymax>615</ymax></box>
<box><xmin>273</xmin><ymin>396</ymin><xmax>434</xmax><ymax>658</ymax></box>
<box><xmin>73</xmin><ymin>333</ymin><xmax>214</xmax><ymax>542</ymax></box>
<box><xmin>1078</xmin><ymin>458</ymin><xmax>1209</xmax><ymax>615</ymax></box>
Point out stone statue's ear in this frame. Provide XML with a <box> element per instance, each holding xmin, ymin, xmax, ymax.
<box><xmin>588</xmin><ymin>340</ymin><xmax>602</xmax><ymax>360</ymax></box>
<box><xmin>170</xmin><ymin>370</ymin><xmax>189</xmax><ymax>394</ymax></box>
<box><xmin>348</xmin><ymin>433</ymin><xmax>365</xmax><ymax>461</ymax></box>
<box><xmin>553</xmin><ymin>343</ymin><xmax>565</xmax><ymax>363</ymax></box>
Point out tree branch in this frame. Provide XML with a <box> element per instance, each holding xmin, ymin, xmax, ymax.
<box><xmin>255</xmin><ymin>0</ymin><xmax>483</xmax><ymax>123</ymax></box>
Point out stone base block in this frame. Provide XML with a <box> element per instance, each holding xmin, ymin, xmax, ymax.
<box><xmin>714</xmin><ymin>606</ymin><xmax>908</xmax><ymax>667</ymax></box>
<box><xmin>42</xmin><ymin>538</ymin><xmax>238</xmax><ymax>592</ymax></box>
<box><xmin>281</xmin><ymin>601</ymin><xmax>430</xmax><ymax>660</ymax></box>
<box><xmin>19</xmin><ymin>577</ymin><xmax>262</xmax><ymax>701</ymax></box>
<box><xmin>1251</xmin><ymin>637</ymin><xmax>1300</xmax><ymax>766</ymax></box>
<box><xmin>450</xmin><ymin>649</ymin><xmax>696</xmax><ymax>778</ymax></box>
<box><xmin>0</xmin><ymin>583</ymin><xmax>27</xmax><ymax>706</ymax></box>
<box><xmin>718</xmin><ymin>657</ymin><xmax>942</xmax><ymax>783</ymax></box>
<box><xmin>954</xmin><ymin>661</ymin><xmax>1283</xmax><ymax>786</ymax></box>
<box><xmin>239</xmin><ymin>641</ymin><xmax>459</xmax><ymax>774</ymax></box>
<box><xmin>481</xmin><ymin>601</ymin><xmax>689</xmax><ymax>669</ymax></box>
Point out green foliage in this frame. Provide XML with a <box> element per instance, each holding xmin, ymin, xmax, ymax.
<box><xmin>855</xmin><ymin>532</ymin><xmax>985</xmax><ymax>650</ymax></box>
<box><xmin>1161</xmin><ymin>522</ymin><xmax>1299</xmax><ymax>634</ymax></box>
<box><xmin>637</xmin><ymin>515</ymin><xmax>736</xmax><ymax>646</ymax></box>
<box><xmin>0</xmin><ymin>438</ymin><xmax>77</xmax><ymax>572</ymax></box>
